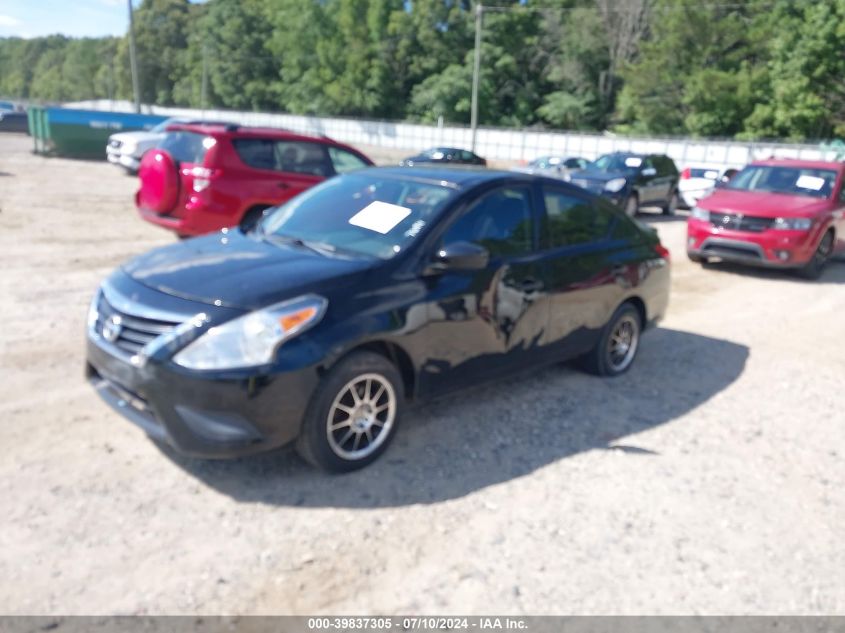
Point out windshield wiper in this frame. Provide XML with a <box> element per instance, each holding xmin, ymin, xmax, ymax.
<box><xmin>264</xmin><ymin>233</ymin><xmax>337</xmax><ymax>256</ymax></box>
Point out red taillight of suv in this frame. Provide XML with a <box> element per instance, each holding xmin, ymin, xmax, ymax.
<box><xmin>680</xmin><ymin>167</ymin><xmax>691</xmax><ymax>180</ymax></box>
<box><xmin>654</xmin><ymin>243</ymin><xmax>671</xmax><ymax>261</ymax></box>
<box><xmin>183</xmin><ymin>166</ymin><xmax>222</xmax><ymax>193</ymax></box>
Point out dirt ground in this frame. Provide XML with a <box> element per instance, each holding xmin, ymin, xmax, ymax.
<box><xmin>1</xmin><ymin>132</ymin><xmax>844</xmax><ymax>615</ymax></box>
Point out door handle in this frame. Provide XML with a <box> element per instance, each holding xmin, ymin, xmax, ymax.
<box><xmin>277</xmin><ymin>182</ymin><xmax>290</xmax><ymax>189</ymax></box>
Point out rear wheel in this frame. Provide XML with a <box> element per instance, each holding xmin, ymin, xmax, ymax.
<box><xmin>687</xmin><ymin>252</ymin><xmax>706</xmax><ymax>264</ymax></box>
<box><xmin>239</xmin><ymin>206</ymin><xmax>269</xmax><ymax>233</ymax></box>
<box><xmin>796</xmin><ymin>231</ymin><xmax>834</xmax><ymax>280</ymax></box>
<box><xmin>579</xmin><ymin>303</ymin><xmax>642</xmax><ymax>377</ymax></box>
<box><xmin>624</xmin><ymin>193</ymin><xmax>639</xmax><ymax>217</ymax></box>
<box><xmin>296</xmin><ymin>351</ymin><xmax>403</xmax><ymax>472</ymax></box>
<box><xmin>663</xmin><ymin>191</ymin><xmax>679</xmax><ymax>216</ymax></box>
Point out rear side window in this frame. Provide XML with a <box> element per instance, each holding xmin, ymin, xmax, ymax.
<box><xmin>159</xmin><ymin>131</ymin><xmax>211</xmax><ymax>164</ymax></box>
<box><xmin>443</xmin><ymin>186</ymin><xmax>534</xmax><ymax>257</ymax></box>
<box><xmin>233</xmin><ymin>138</ymin><xmax>332</xmax><ymax>177</ymax></box>
<box><xmin>542</xmin><ymin>188</ymin><xmax>613</xmax><ymax>248</ymax></box>
<box><xmin>328</xmin><ymin>147</ymin><xmax>369</xmax><ymax>173</ymax></box>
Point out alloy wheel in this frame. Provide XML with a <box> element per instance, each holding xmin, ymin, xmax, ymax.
<box><xmin>326</xmin><ymin>373</ymin><xmax>396</xmax><ymax>461</ymax></box>
<box><xmin>607</xmin><ymin>314</ymin><xmax>640</xmax><ymax>372</ymax></box>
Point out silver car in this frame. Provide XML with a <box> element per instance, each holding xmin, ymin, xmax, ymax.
<box><xmin>513</xmin><ymin>155</ymin><xmax>589</xmax><ymax>180</ymax></box>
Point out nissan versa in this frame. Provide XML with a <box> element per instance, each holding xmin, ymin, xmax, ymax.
<box><xmin>86</xmin><ymin>167</ymin><xmax>671</xmax><ymax>472</ymax></box>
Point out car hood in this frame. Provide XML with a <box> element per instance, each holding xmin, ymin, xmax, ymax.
<box><xmin>109</xmin><ymin>130</ymin><xmax>165</xmax><ymax>145</ymax></box>
<box><xmin>698</xmin><ymin>189</ymin><xmax>833</xmax><ymax>218</ymax></box>
<box><xmin>122</xmin><ymin>230</ymin><xmax>376</xmax><ymax>310</ymax></box>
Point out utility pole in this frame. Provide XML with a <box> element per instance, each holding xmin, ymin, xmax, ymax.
<box><xmin>201</xmin><ymin>44</ymin><xmax>208</xmax><ymax>118</ymax></box>
<box><xmin>127</xmin><ymin>0</ymin><xmax>141</xmax><ymax>113</ymax></box>
<box><xmin>470</xmin><ymin>1</ymin><xmax>482</xmax><ymax>152</ymax></box>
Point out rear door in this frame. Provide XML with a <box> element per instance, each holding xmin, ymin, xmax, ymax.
<box><xmin>636</xmin><ymin>156</ymin><xmax>661</xmax><ymax>204</ymax></box>
<box><xmin>231</xmin><ymin>138</ymin><xmax>330</xmax><ymax>206</ymax></box>
<box><xmin>418</xmin><ymin>184</ymin><xmax>550</xmax><ymax>396</ymax></box>
<box><xmin>539</xmin><ymin>187</ymin><xmax>635</xmax><ymax>359</ymax></box>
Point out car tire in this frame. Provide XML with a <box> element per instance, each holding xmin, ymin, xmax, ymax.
<box><xmin>624</xmin><ymin>193</ymin><xmax>639</xmax><ymax>217</ymax></box>
<box><xmin>296</xmin><ymin>351</ymin><xmax>403</xmax><ymax>473</ymax></box>
<box><xmin>579</xmin><ymin>303</ymin><xmax>642</xmax><ymax>377</ymax></box>
<box><xmin>663</xmin><ymin>191</ymin><xmax>679</xmax><ymax>216</ymax></box>
<box><xmin>240</xmin><ymin>206</ymin><xmax>269</xmax><ymax>233</ymax></box>
<box><xmin>796</xmin><ymin>230</ymin><xmax>834</xmax><ymax>280</ymax></box>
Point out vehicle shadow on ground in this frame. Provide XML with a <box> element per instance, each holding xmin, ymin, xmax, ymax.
<box><xmin>164</xmin><ymin>328</ymin><xmax>749</xmax><ymax>508</ymax></box>
<box><xmin>700</xmin><ymin>258</ymin><xmax>845</xmax><ymax>285</ymax></box>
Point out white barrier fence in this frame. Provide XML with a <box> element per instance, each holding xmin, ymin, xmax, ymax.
<box><xmin>67</xmin><ymin>99</ymin><xmax>837</xmax><ymax>172</ymax></box>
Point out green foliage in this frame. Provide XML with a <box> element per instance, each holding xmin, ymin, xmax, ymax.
<box><xmin>1</xmin><ymin>0</ymin><xmax>844</xmax><ymax>141</ymax></box>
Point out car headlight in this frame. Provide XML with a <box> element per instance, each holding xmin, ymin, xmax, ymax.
<box><xmin>172</xmin><ymin>295</ymin><xmax>327</xmax><ymax>370</ymax></box>
<box><xmin>604</xmin><ymin>178</ymin><xmax>627</xmax><ymax>193</ymax></box>
<box><xmin>772</xmin><ymin>217</ymin><xmax>813</xmax><ymax>231</ymax></box>
<box><xmin>691</xmin><ymin>206</ymin><xmax>710</xmax><ymax>221</ymax></box>
<box><xmin>121</xmin><ymin>141</ymin><xmax>138</xmax><ymax>155</ymax></box>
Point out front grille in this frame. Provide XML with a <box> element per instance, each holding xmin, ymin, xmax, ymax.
<box><xmin>570</xmin><ymin>178</ymin><xmax>604</xmax><ymax>194</ymax></box>
<box><xmin>710</xmin><ymin>212</ymin><xmax>773</xmax><ymax>233</ymax></box>
<box><xmin>94</xmin><ymin>294</ymin><xmax>180</xmax><ymax>357</ymax></box>
<box><xmin>702</xmin><ymin>243</ymin><xmax>762</xmax><ymax>260</ymax></box>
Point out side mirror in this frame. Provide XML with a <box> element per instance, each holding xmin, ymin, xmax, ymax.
<box><xmin>641</xmin><ymin>167</ymin><xmax>657</xmax><ymax>177</ymax></box>
<box><xmin>425</xmin><ymin>241</ymin><xmax>489</xmax><ymax>274</ymax></box>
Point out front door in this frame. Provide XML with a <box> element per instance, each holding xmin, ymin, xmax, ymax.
<box><xmin>418</xmin><ymin>185</ymin><xmax>549</xmax><ymax>396</ymax></box>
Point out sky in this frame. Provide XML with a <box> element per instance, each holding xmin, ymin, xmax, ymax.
<box><xmin>0</xmin><ymin>0</ymin><xmax>201</xmax><ymax>39</ymax></box>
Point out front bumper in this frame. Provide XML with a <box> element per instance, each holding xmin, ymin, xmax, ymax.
<box><xmin>687</xmin><ymin>218</ymin><xmax>818</xmax><ymax>268</ymax></box>
<box><xmin>85</xmin><ymin>277</ymin><xmax>321</xmax><ymax>458</ymax></box>
<box><xmin>106</xmin><ymin>147</ymin><xmax>140</xmax><ymax>172</ymax></box>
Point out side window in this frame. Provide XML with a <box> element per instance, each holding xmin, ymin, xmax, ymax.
<box><xmin>564</xmin><ymin>158</ymin><xmax>583</xmax><ymax>169</ymax></box>
<box><xmin>442</xmin><ymin>186</ymin><xmax>534</xmax><ymax>257</ymax></box>
<box><xmin>232</xmin><ymin>138</ymin><xmax>277</xmax><ymax>170</ymax></box>
<box><xmin>838</xmin><ymin>177</ymin><xmax>845</xmax><ymax>203</ymax></box>
<box><xmin>328</xmin><ymin>147</ymin><xmax>369</xmax><ymax>174</ymax></box>
<box><xmin>461</xmin><ymin>150</ymin><xmax>474</xmax><ymax>162</ymax></box>
<box><xmin>542</xmin><ymin>188</ymin><xmax>614</xmax><ymax>248</ymax></box>
<box><xmin>274</xmin><ymin>141</ymin><xmax>331</xmax><ymax>176</ymax></box>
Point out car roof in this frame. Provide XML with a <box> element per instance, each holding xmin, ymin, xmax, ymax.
<box><xmin>358</xmin><ymin>165</ymin><xmax>575</xmax><ymax>190</ymax></box>
<box><xmin>166</xmin><ymin>123</ymin><xmax>361</xmax><ymax>151</ymax></box>
<box><xmin>750</xmin><ymin>158</ymin><xmax>844</xmax><ymax>171</ymax></box>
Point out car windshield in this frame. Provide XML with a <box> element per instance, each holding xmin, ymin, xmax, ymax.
<box><xmin>590</xmin><ymin>154</ymin><xmax>642</xmax><ymax>172</ymax></box>
<box><xmin>260</xmin><ymin>173</ymin><xmax>457</xmax><ymax>259</ymax></box>
<box><xmin>726</xmin><ymin>166</ymin><xmax>837</xmax><ymax>199</ymax></box>
<box><xmin>150</xmin><ymin>119</ymin><xmax>178</xmax><ymax>133</ymax></box>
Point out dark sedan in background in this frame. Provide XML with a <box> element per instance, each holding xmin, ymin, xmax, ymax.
<box><xmin>399</xmin><ymin>147</ymin><xmax>487</xmax><ymax>167</ymax></box>
<box><xmin>570</xmin><ymin>152</ymin><xmax>680</xmax><ymax>217</ymax></box>
<box><xmin>86</xmin><ymin>167</ymin><xmax>670</xmax><ymax>472</ymax></box>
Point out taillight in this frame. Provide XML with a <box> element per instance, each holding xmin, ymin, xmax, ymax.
<box><xmin>187</xmin><ymin>166</ymin><xmax>220</xmax><ymax>193</ymax></box>
<box><xmin>681</xmin><ymin>167</ymin><xmax>691</xmax><ymax>179</ymax></box>
<box><xmin>654</xmin><ymin>243</ymin><xmax>671</xmax><ymax>260</ymax></box>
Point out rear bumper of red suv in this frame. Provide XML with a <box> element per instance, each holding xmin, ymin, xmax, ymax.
<box><xmin>686</xmin><ymin>218</ymin><xmax>819</xmax><ymax>267</ymax></box>
<box><xmin>137</xmin><ymin>193</ymin><xmax>241</xmax><ymax>237</ymax></box>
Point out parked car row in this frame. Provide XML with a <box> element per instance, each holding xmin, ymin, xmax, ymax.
<box><xmin>88</xmin><ymin>122</ymin><xmax>842</xmax><ymax>471</ymax></box>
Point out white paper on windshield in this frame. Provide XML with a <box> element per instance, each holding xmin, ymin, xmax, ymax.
<box><xmin>795</xmin><ymin>175</ymin><xmax>825</xmax><ymax>191</ymax></box>
<box><xmin>625</xmin><ymin>157</ymin><xmax>643</xmax><ymax>167</ymax></box>
<box><xmin>704</xmin><ymin>170</ymin><xmax>719</xmax><ymax>179</ymax></box>
<box><xmin>349</xmin><ymin>201</ymin><xmax>411</xmax><ymax>234</ymax></box>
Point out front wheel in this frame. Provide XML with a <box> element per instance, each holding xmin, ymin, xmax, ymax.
<box><xmin>297</xmin><ymin>351</ymin><xmax>403</xmax><ymax>472</ymax></box>
<box><xmin>796</xmin><ymin>231</ymin><xmax>834</xmax><ymax>280</ymax></box>
<box><xmin>579</xmin><ymin>303</ymin><xmax>642</xmax><ymax>377</ymax></box>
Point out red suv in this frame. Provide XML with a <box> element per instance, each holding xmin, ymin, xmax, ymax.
<box><xmin>687</xmin><ymin>159</ymin><xmax>845</xmax><ymax>278</ymax></box>
<box><xmin>136</xmin><ymin>123</ymin><xmax>374</xmax><ymax>237</ymax></box>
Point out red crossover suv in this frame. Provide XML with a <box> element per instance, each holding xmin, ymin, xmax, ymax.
<box><xmin>687</xmin><ymin>159</ymin><xmax>845</xmax><ymax>278</ymax></box>
<box><xmin>136</xmin><ymin>123</ymin><xmax>374</xmax><ymax>237</ymax></box>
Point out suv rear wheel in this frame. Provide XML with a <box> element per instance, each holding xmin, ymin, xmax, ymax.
<box><xmin>239</xmin><ymin>206</ymin><xmax>269</xmax><ymax>233</ymax></box>
<box><xmin>663</xmin><ymin>191</ymin><xmax>679</xmax><ymax>216</ymax></box>
<box><xmin>624</xmin><ymin>193</ymin><xmax>639</xmax><ymax>217</ymax></box>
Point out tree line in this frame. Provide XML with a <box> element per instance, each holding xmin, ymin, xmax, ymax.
<box><xmin>1</xmin><ymin>0</ymin><xmax>843</xmax><ymax>141</ymax></box>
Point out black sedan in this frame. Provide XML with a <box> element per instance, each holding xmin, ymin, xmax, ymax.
<box><xmin>86</xmin><ymin>167</ymin><xmax>670</xmax><ymax>472</ymax></box>
<box><xmin>399</xmin><ymin>147</ymin><xmax>486</xmax><ymax>167</ymax></box>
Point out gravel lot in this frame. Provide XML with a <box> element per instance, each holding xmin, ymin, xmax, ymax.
<box><xmin>1</xmin><ymin>132</ymin><xmax>844</xmax><ymax>615</ymax></box>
